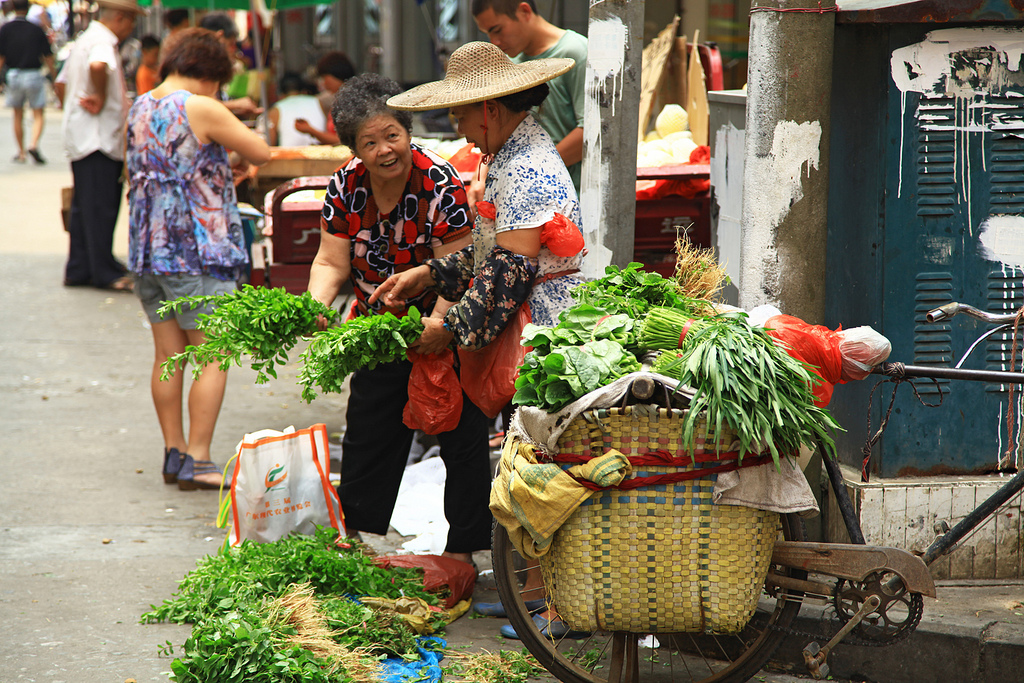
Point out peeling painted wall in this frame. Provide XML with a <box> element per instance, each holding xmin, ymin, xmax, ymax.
<box><xmin>579</xmin><ymin>16</ymin><xmax>627</xmax><ymax>280</ymax></box>
<box><xmin>890</xmin><ymin>28</ymin><xmax>1024</xmax><ymax>236</ymax></box>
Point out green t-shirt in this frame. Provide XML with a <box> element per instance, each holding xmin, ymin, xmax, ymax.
<box><xmin>514</xmin><ymin>29</ymin><xmax>587</xmax><ymax>193</ymax></box>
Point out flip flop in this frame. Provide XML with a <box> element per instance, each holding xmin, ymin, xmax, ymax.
<box><xmin>28</xmin><ymin>149</ymin><xmax>45</xmax><ymax>164</ymax></box>
<box><xmin>500</xmin><ymin>613</ymin><xmax>590</xmax><ymax>640</ymax></box>
<box><xmin>473</xmin><ymin>598</ymin><xmax>547</xmax><ymax>617</ymax></box>
<box><xmin>13</xmin><ymin>154</ymin><xmax>26</xmax><ymax>163</ymax></box>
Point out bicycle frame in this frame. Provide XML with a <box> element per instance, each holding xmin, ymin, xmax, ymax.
<box><xmin>824</xmin><ymin>302</ymin><xmax>1024</xmax><ymax>569</ymax></box>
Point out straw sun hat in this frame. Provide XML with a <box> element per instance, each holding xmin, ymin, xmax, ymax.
<box><xmin>387</xmin><ymin>41</ymin><xmax>574</xmax><ymax>111</ymax></box>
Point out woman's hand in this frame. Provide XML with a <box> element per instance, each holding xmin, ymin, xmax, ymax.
<box><xmin>413</xmin><ymin>317</ymin><xmax>454</xmax><ymax>355</ymax></box>
<box><xmin>368</xmin><ymin>265</ymin><xmax>434</xmax><ymax>307</ymax></box>
<box><xmin>294</xmin><ymin>118</ymin><xmax>314</xmax><ymax>135</ymax></box>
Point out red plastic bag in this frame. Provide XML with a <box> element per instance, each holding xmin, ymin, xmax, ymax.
<box><xmin>764</xmin><ymin>314</ymin><xmax>844</xmax><ymax>407</ymax></box>
<box><xmin>447</xmin><ymin>143</ymin><xmax>482</xmax><ymax>175</ymax></box>
<box><xmin>459</xmin><ymin>302</ymin><xmax>531</xmax><ymax>418</ymax></box>
<box><xmin>540</xmin><ymin>213</ymin><xmax>585</xmax><ymax>257</ymax></box>
<box><xmin>404</xmin><ymin>349</ymin><xmax>463</xmax><ymax>435</ymax></box>
<box><xmin>373</xmin><ymin>554</ymin><xmax>477</xmax><ymax>609</ymax></box>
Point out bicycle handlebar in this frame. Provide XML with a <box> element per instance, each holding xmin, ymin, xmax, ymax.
<box><xmin>926</xmin><ymin>302</ymin><xmax>1021</xmax><ymax>325</ymax></box>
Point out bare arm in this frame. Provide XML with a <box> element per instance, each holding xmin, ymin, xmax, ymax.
<box><xmin>555</xmin><ymin>126</ymin><xmax>584</xmax><ymax>168</ymax></box>
<box><xmin>307</xmin><ymin>227</ymin><xmax>351</xmax><ymax>328</ymax></box>
<box><xmin>414</xmin><ymin>234</ymin><xmax>473</xmax><ymax>354</ymax></box>
<box><xmin>79</xmin><ymin>61</ymin><xmax>108</xmax><ymax>114</ymax></box>
<box><xmin>186</xmin><ymin>94</ymin><xmax>270</xmax><ymax>165</ymax></box>
<box><xmin>295</xmin><ymin>118</ymin><xmax>340</xmax><ymax>145</ymax></box>
<box><xmin>266</xmin><ymin>107</ymin><xmax>280</xmax><ymax>146</ymax></box>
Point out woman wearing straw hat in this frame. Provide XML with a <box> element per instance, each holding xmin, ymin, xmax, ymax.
<box><xmin>370</xmin><ymin>41</ymin><xmax>588</xmax><ymax>640</ymax></box>
<box><xmin>306</xmin><ymin>72</ymin><xmax>492</xmax><ymax>568</ymax></box>
<box><xmin>372</xmin><ymin>40</ymin><xmax>585</xmax><ymax>351</ymax></box>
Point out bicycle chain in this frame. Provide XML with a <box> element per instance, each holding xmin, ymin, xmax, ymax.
<box><xmin>767</xmin><ymin>591</ymin><xmax>924</xmax><ymax>648</ymax></box>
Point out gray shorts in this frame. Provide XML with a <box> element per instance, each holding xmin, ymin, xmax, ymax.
<box><xmin>137</xmin><ymin>272</ymin><xmax>237</xmax><ymax>330</ymax></box>
<box><xmin>5</xmin><ymin>69</ymin><xmax>47</xmax><ymax>110</ymax></box>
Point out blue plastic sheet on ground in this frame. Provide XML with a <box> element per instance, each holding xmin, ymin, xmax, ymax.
<box><xmin>378</xmin><ymin>636</ymin><xmax>446</xmax><ymax>683</ymax></box>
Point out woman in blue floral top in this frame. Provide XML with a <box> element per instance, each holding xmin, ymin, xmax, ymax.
<box><xmin>374</xmin><ymin>40</ymin><xmax>585</xmax><ymax>350</ymax></box>
<box><xmin>126</xmin><ymin>28</ymin><xmax>270</xmax><ymax>491</ymax></box>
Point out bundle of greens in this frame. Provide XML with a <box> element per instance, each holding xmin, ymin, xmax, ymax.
<box><xmin>158</xmin><ymin>286</ymin><xmax>338</xmax><ymax>384</ymax></box>
<box><xmin>298</xmin><ymin>308</ymin><xmax>424</xmax><ymax>402</ymax></box>
<box><xmin>646</xmin><ymin>307</ymin><xmax>840</xmax><ymax>466</ymax></box>
<box><xmin>141</xmin><ymin>526</ymin><xmax>439</xmax><ymax>626</ymax></box>
<box><xmin>572</xmin><ymin>262</ymin><xmax>711</xmax><ymax>320</ymax></box>
<box><xmin>513</xmin><ymin>304</ymin><xmax>641</xmax><ymax>412</ymax></box>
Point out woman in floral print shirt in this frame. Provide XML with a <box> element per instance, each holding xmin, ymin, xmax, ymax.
<box><xmin>306</xmin><ymin>73</ymin><xmax>491</xmax><ymax>566</ymax></box>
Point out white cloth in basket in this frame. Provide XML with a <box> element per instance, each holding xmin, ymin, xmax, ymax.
<box><xmin>509</xmin><ymin>372</ymin><xmax>819</xmax><ymax>516</ymax></box>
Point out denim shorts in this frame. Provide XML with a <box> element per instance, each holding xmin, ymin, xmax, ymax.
<box><xmin>137</xmin><ymin>272</ymin><xmax>237</xmax><ymax>330</ymax></box>
<box><xmin>5</xmin><ymin>69</ymin><xmax>48</xmax><ymax>110</ymax></box>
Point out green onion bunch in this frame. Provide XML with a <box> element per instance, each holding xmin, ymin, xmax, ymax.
<box><xmin>298</xmin><ymin>307</ymin><xmax>424</xmax><ymax>402</ymax></box>
<box><xmin>650</xmin><ymin>309</ymin><xmax>840</xmax><ymax>467</ymax></box>
<box><xmin>159</xmin><ymin>286</ymin><xmax>338</xmax><ymax>383</ymax></box>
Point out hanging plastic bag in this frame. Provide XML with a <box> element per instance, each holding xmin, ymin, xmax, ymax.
<box><xmin>222</xmin><ymin>423</ymin><xmax>345</xmax><ymax>545</ymax></box>
<box><xmin>764</xmin><ymin>314</ymin><xmax>844</xmax><ymax>407</ymax></box>
<box><xmin>459</xmin><ymin>302</ymin><xmax>531</xmax><ymax>418</ymax></box>
<box><xmin>836</xmin><ymin>326</ymin><xmax>892</xmax><ymax>381</ymax></box>
<box><xmin>404</xmin><ymin>349</ymin><xmax>463</xmax><ymax>435</ymax></box>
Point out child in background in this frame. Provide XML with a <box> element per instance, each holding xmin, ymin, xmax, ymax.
<box><xmin>135</xmin><ymin>34</ymin><xmax>160</xmax><ymax>95</ymax></box>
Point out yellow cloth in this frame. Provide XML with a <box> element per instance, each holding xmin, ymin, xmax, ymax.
<box><xmin>489</xmin><ymin>438</ymin><xmax>632</xmax><ymax>558</ymax></box>
<box><xmin>359</xmin><ymin>597</ymin><xmax>472</xmax><ymax>635</ymax></box>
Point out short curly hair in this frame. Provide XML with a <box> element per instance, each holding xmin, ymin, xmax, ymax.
<box><xmin>330</xmin><ymin>73</ymin><xmax>413</xmax><ymax>150</ymax></box>
<box><xmin>159</xmin><ymin>28</ymin><xmax>235</xmax><ymax>85</ymax></box>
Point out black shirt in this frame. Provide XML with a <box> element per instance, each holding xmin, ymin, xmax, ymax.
<box><xmin>0</xmin><ymin>17</ymin><xmax>52</xmax><ymax>70</ymax></box>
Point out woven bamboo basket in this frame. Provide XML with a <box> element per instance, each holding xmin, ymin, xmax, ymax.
<box><xmin>535</xmin><ymin>405</ymin><xmax>779</xmax><ymax>634</ymax></box>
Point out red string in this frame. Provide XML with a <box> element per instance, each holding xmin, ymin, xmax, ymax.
<box><xmin>750</xmin><ymin>1</ymin><xmax>836</xmax><ymax>13</ymax></box>
<box><xmin>678</xmin><ymin>319</ymin><xmax>695</xmax><ymax>348</ymax></box>
<box><xmin>567</xmin><ymin>453</ymin><xmax>775</xmax><ymax>491</ymax></box>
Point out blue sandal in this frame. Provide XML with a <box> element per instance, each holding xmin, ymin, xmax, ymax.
<box><xmin>177</xmin><ymin>454</ymin><xmax>224</xmax><ymax>491</ymax></box>
<box><xmin>162</xmin><ymin>447</ymin><xmax>183</xmax><ymax>484</ymax></box>
<box><xmin>473</xmin><ymin>598</ymin><xmax>547</xmax><ymax>617</ymax></box>
<box><xmin>500</xmin><ymin>613</ymin><xmax>590</xmax><ymax>640</ymax></box>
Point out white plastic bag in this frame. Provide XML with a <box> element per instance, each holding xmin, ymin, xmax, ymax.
<box><xmin>836</xmin><ymin>326</ymin><xmax>892</xmax><ymax>381</ymax></box>
<box><xmin>225</xmin><ymin>423</ymin><xmax>345</xmax><ymax>545</ymax></box>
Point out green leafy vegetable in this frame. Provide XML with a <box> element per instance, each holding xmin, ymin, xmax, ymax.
<box><xmin>572</xmin><ymin>262</ymin><xmax>709</xmax><ymax>321</ymax></box>
<box><xmin>514</xmin><ymin>305</ymin><xmax>641</xmax><ymax>412</ymax></box>
<box><xmin>158</xmin><ymin>286</ymin><xmax>338</xmax><ymax>383</ymax></box>
<box><xmin>141</xmin><ymin>526</ymin><xmax>438</xmax><ymax>626</ymax></box>
<box><xmin>648</xmin><ymin>308</ymin><xmax>841</xmax><ymax>466</ymax></box>
<box><xmin>298</xmin><ymin>307</ymin><xmax>424</xmax><ymax>402</ymax></box>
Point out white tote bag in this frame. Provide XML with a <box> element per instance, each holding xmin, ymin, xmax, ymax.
<box><xmin>226</xmin><ymin>423</ymin><xmax>345</xmax><ymax>545</ymax></box>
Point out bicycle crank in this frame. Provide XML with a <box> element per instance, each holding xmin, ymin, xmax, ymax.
<box><xmin>803</xmin><ymin>594</ymin><xmax>881</xmax><ymax>680</ymax></box>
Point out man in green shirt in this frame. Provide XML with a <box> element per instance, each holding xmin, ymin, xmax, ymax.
<box><xmin>472</xmin><ymin>0</ymin><xmax>586</xmax><ymax>193</ymax></box>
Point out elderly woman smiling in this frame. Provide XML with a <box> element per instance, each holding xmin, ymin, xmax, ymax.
<box><xmin>306</xmin><ymin>73</ymin><xmax>491</xmax><ymax>566</ymax></box>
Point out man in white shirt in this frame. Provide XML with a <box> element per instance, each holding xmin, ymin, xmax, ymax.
<box><xmin>54</xmin><ymin>0</ymin><xmax>144</xmax><ymax>292</ymax></box>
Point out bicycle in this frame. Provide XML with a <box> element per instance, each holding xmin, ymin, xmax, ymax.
<box><xmin>490</xmin><ymin>301</ymin><xmax>1024</xmax><ymax>683</ymax></box>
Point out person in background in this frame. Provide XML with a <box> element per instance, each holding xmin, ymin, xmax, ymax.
<box><xmin>197</xmin><ymin>12</ymin><xmax>260</xmax><ymax>118</ymax></box>
<box><xmin>267</xmin><ymin>71</ymin><xmax>323</xmax><ymax>147</ymax></box>
<box><xmin>134</xmin><ymin>34</ymin><xmax>159</xmax><ymax>94</ymax></box>
<box><xmin>54</xmin><ymin>0</ymin><xmax>145</xmax><ymax>292</ymax></box>
<box><xmin>0</xmin><ymin>0</ymin><xmax>56</xmax><ymax>164</ymax></box>
<box><xmin>126</xmin><ymin>27</ymin><xmax>269</xmax><ymax>491</ymax></box>
<box><xmin>294</xmin><ymin>50</ymin><xmax>354</xmax><ymax>145</ymax></box>
<box><xmin>306</xmin><ymin>73</ymin><xmax>491</xmax><ymax>567</ymax></box>
<box><xmin>163</xmin><ymin>8</ymin><xmax>189</xmax><ymax>38</ymax></box>
<box><xmin>472</xmin><ymin>0</ymin><xmax>585</xmax><ymax>194</ymax></box>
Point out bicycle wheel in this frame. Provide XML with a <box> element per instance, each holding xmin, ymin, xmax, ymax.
<box><xmin>491</xmin><ymin>514</ymin><xmax>807</xmax><ymax>683</ymax></box>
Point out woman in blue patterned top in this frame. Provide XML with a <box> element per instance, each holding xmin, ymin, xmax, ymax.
<box><xmin>372</xmin><ymin>40</ymin><xmax>585</xmax><ymax>349</ymax></box>
<box><xmin>126</xmin><ymin>28</ymin><xmax>270</xmax><ymax>491</ymax></box>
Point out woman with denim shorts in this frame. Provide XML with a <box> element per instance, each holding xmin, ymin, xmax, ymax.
<box><xmin>126</xmin><ymin>28</ymin><xmax>269</xmax><ymax>490</ymax></box>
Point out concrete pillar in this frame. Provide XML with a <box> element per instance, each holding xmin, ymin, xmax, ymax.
<box><xmin>379</xmin><ymin>0</ymin><xmax>401</xmax><ymax>82</ymax></box>
<box><xmin>579</xmin><ymin>0</ymin><xmax>644</xmax><ymax>279</ymax></box>
<box><xmin>739</xmin><ymin>0</ymin><xmax>835</xmax><ymax>323</ymax></box>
